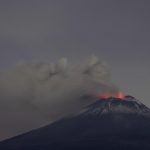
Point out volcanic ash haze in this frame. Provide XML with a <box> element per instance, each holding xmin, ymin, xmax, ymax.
<box><xmin>0</xmin><ymin>56</ymin><xmax>118</xmax><ymax>140</ymax></box>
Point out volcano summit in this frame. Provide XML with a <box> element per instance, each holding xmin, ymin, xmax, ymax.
<box><xmin>1</xmin><ymin>96</ymin><xmax>150</xmax><ymax>150</ymax></box>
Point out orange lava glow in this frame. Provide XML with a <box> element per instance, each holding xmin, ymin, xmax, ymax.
<box><xmin>95</xmin><ymin>91</ymin><xmax>125</xmax><ymax>99</ymax></box>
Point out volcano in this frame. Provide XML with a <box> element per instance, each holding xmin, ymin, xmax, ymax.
<box><xmin>1</xmin><ymin>96</ymin><xmax>150</xmax><ymax>150</ymax></box>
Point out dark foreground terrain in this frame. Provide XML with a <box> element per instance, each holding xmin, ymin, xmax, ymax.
<box><xmin>1</xmin><ymin>96</ymin><xmax>150</xmax><ymax>150</ymax></box>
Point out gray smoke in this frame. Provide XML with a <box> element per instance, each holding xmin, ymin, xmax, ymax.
<box><xmin>0</xmin><ymin>56</ymin><xmax>118</xmax><ymax>140</ymax></box>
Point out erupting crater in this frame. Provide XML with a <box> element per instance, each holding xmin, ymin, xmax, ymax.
<box><xmin>95</xmin><ymin>91</ymin><xmax>125</xmax><ymax>99</ymax></box>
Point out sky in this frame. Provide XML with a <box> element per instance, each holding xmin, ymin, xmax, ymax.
<box><xmin>0</xmin><ymin>0</ymin><xmax>150</xmax><ymax>139</ymax></box>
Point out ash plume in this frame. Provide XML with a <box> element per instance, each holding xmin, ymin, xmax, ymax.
<box><xmin>0</xmin><ymin>56</ymin><xmax>117</xmax><ymax>140</ymax></box>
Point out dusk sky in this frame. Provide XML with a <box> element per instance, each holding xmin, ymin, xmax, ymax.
<box><xmin>0</xmin><ymin>0</ymin><xmax>150</xmax><ymax>140</ymax></box>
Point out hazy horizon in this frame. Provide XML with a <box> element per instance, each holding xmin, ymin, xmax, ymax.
<box><xmin>0</xmin><ymin>0</ymin><xmax>150</xmax><ymax>140</ymax></box>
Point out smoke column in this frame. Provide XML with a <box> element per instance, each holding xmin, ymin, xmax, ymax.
<box><xmin>0</xmin><ymin>56</ymin><xmax>118</xmax><ymax>140</ymax></box>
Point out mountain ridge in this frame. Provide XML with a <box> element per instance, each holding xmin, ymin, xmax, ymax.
<box><xmin>1</xmin><ymin>96</ymin><xmax>150</xmax><ymax>150</ymax></box>
<box><xmin>79</xmin><ymin>96</ymin><xmax>150</xmax><ymax>117</ymax></box>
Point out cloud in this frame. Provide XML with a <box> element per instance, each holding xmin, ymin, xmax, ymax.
<box><xmin>0</xmin><ymin>56</ymin><xmax>117</xmax><ymax>140</ymax></box>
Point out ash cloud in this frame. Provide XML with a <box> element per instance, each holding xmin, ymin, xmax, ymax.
<box><xmin>0</xmin><ymin>56</ymin><xmax>117</xmax><ymax>140</ymax></box>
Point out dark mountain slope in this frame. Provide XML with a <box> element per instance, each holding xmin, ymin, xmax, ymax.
<box><xmin>1</xmin><ymin>96</ymin><xmax>150</xmax><ymax>150</ymax></box>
